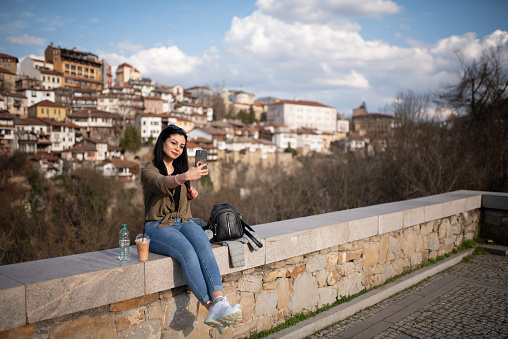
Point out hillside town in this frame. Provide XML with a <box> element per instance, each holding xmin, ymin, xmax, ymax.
<box><xmin>0</xmin><ymin>45</ymin><xmax>400</xmax><ymax>180</ymax></box>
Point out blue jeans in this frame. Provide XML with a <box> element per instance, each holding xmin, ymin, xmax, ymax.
<box><xmin>144</xmin><ymin>218</ymin><xmax>223</xmax><ymax>304</ymax></box>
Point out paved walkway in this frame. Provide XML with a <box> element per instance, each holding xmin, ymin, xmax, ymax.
<box><xmin>266</xmin><ymin>246</ymin><xmax>508</xmax><ymax>339</ymax></box>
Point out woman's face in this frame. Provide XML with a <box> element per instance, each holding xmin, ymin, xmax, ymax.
<box><xmin>162</xmin><ymin>134</ymin><xmax>186</xmax><ymax>162</ymax></box>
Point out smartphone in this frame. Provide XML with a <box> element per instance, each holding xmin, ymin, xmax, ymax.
<box><xmin>195</xmin><ymin>149</ymin><xmax>208</xmax><ymax>170</ymax></box>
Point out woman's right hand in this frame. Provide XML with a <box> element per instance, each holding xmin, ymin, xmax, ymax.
<box><xmin>183</xmin><ymin>163</ymin><xmax>209</xmax><ymax>181</ymax></box>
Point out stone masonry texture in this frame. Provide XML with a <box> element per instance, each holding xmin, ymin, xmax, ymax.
<box><xmin>0</xmin><ymin>210</ymin><xmax>480</xmax><ymax>338</ymax></box>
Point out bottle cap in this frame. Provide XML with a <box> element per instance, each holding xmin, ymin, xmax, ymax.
<box><xmin>122</xmin><ymin>224</ymin><xmax>127</xmax><ymax>228</ymax></box>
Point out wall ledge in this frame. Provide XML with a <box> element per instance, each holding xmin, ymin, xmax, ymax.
<box><xmin>0</xmin><ymin>190</ymin><xmax>492</xmax><ymax>331</ymax></box>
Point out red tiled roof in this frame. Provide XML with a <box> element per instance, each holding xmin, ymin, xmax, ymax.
<box><xmin>186</xmin><ymin>142</ymin><xmax>200</xmax><ymax>148</ymax></box>
<box><xmin>109</xmin><ymin>158</ymin><xmax>139</xmax><ymax>168</ymax></box>
<box><xmin>31</xmin><ymin>152</ymin><xmax>60</xmax><ymax>161</ymax></box>
<box><xmin>63</xmin><ymin>145</ymin><xmax>97</xmax><ymax>153</ymax></box>
<box><xmin>69</xmin><ymin>109</ymin><xmax>119</xmax><ymax>118</ymax></box>
<box><xmin>0</xmin><ymin>67</ymin><xmax>16</xmax><ymax>75</ymax></box>
<box><xmin>17</xmin><ymin>118</ymin><xmax>46</xmax><ymax>126</ymax></box>
<box><xmin>0</xmin><ymin>91</ymin><xmax>27</xmax><ymax>99</ymax></box>
<box><xmin>30</xmin><ymin>100</ymin><xmax>65</xmax><ymax>108</ymax></box>
<box><xmin>42</xmin><ymin>119</ymin><xmax>81</xmax><ymax>128</ymax></box>
<box><xmin>39</xmin><ymin>68</ymin><xmax>63</xmax><ymax>76</ymax></box>
<box><xmin>0</xmin><ymin>53</ymin><xmax>18</xmax><ymax>61</ymax></box>
<box><xmin>269</xmin><ymin>100</ymin><xmax>333</xmax><ymax>108</ymax></box>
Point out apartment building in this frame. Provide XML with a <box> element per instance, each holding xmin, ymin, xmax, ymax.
<box><xmin>19</xmin><ymin>57</ymin><xmax>62</xmax><ymax>89</ymax></box>
<box><xmin>1</xmin><ymin>91</ymin><xmax>28</xmax><ymax>117</ymax></box>
<box><xmin>0</xmin><ymin>112</ymin><xmax>16</xmax><ymax>155</ymax></box>
<box><xmin>0</xmin><ymin>67</ymin><xmax>16</xmax><ymax>93</ymax></box>
<box><xmin>143</xmin><ymin>95</ymin><xmax>164</xmax><ymax>114</ymax></box>
<box><xmin>17</xmin><ymin>86</ymin><xmax>55</xmax><ymax>108</ymax></box>
<box><xmin>352</xmin><ymin>107</ymin><xmax>400</xmax><ymax>139</ymax></box>
<box><xmin>67</xmin><ymin>109</ymin><xmax>121</xmax><ymax>141</ymax></box>
<box><xmin>42</xmin><ymin>119</ymin><xmax>81</xmax><ymax>152</ymax></box>
<box><xmin>266</xmin><ymin>100</ymin><xmax>337</xmax><ymax>133</ymax></box>
<box><xmin>115</xmin><ymin>63</ymin><xmax>141</xmax><ymax>85</ymax></box>
<box><xmin>186</xmin><ymin>86</ymin><xmax>213</xmax><ymax>106</ymax></box>
<box><xmin>40</xmin><ymin>68</ymin><xmax>63</xmax><ymax>89</ymax></box>
<box><xmin>28</xmin><ymin>100</ymin><xmax>66</xmax><ymax>121</ymax></box>
<box><xmin>73</xmin><ymin>87</ymin><xmax>98</xmax><ymax>111</ymax></box>
<box><xmin>135</xmin><ymin>113</ymin><xmax>162</xmax><ymax>143</ymax></box>
<box><xmin>45</xmin><ymin>43</ymin><xmax>103</xmax><ymax>90</ymax></box>
<box><xmin>0</xmin><ymin>53</ymin><xmax>18</xmax><ymax>74</ymax></box>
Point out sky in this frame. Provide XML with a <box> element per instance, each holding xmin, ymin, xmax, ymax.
<box><xmin>2</xmin><ymin>0</ymin><xmax>508</xmax><ymax>117</ymax></box>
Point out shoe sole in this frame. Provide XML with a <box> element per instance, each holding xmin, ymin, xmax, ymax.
<box><xmin>205</xmin><ymin>307</ymin><xmax>242</xmax><ymax>328</ymax></box>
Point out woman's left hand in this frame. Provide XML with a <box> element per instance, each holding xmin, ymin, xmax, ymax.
<box><xmin>187</xmin><ymin>186</ymin><xmax>199</xmax><ymax>200</ymax></box>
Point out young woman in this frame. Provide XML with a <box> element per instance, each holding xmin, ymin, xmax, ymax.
<box><xmin>141</xmin><ymin>125</ymin><xmax>241</xmax><ymax>332</ymax></box>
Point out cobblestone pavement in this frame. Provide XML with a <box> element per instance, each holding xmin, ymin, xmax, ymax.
<box><xmin>307</xmin><ymin>254</ymin><xmax>508</xmax><ymax>339</ymax></box>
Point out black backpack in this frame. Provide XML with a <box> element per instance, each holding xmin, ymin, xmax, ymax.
<box><xmin>206</xmin><ymin>203</ymin><xmax>263</xmax><ymax>247</ymax></box>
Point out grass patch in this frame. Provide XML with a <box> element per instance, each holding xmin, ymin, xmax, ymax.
<box><xmin>244</xmin><ymin>238</ymin><xmax>485</xmax><ymax>339</ymax></box>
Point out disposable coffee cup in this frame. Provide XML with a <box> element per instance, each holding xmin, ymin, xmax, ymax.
<box><xmin>135</xmin><ymin>234</ymin><xmax>150</xmax><ymax>261</ymax></box>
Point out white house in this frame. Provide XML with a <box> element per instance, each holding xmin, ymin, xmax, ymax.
<box><xmin>0</xmin><ymin>112</ymin><xmax>15</xmax><ymax>155</ymax></box>
<box><xmin>96</xmin><ymin>158</ymin><xmax>139</xmax><ymax>181</ymax></box>
<box><xmin>17</xmin><ymin>87</ymin><xmax>55</xmax><ymax>108</ymax></box>
<box><xmin>253</xmin><ymin>138</ymin><xmax>277</xmax><ymax>159</ymax></box>
<box><xmin>40</xmin><ymin>68</ymin><xmax>63</xmax><ymax>90</ymax></box>
<box><xmin>266</xmin><ymin>100</ymin><xmax>337</xmax><ymax>133</ymax></box>
<box><xmin>135</xmin><ymin>113</ymin><xmax>162</xmax><ymax>143</ymax></box>
<box><xmin>296</xmin><ymin>128</ymin><xmax>322</xmax><ymax>153</ymax></box>
<box><xmin>43</xmin><ymin>119</ymin><xmax>80</xmax><ymax>152</ymax></box>
<box><xmin>151</xmin><ymin>88</ymin><xmax>174</xmax><ymax>113</ymax></box>
<box><xmin>187</xmin><ymin>127</ymin><xmax>226</xmax><ymax>150</ymax></box>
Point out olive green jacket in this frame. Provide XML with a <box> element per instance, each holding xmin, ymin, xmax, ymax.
<box><xmin>140</xmin><ymin>162</ymin><xmax>192</xmax><ymax>227</ymax></box>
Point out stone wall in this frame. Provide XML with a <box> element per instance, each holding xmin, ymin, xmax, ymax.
<box><xmin>481</xmin><ymin>193</ymin><xmax>508</xmax><ymax>243</ymax></box>
<box><xmin>0</xmin><ymin>191</ymin><xmax>496</xmax><ymax>338</ymax></box>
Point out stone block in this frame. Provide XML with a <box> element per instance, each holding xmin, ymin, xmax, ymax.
<box><xmin>311</xmin><ymin>221</ymin><xmax>350</xmax><ymax>252</ymax></box>
<box><xmin>50</xmin><ymin>314</ymin><xmax>117</xmax><ymax>339</ymax></box>
<box><xmin>347</xmin><ymin>216</ymin><xmax>379</xmax><ymax>242</ymax></box>
<box><xmin>118</xmin><ymin>320</ymin><xmax>162</xmax><ymax>339</ymax></box>
<box><xmin>363</xmin><ymin>242</ymin><xmax>379</xmax><ymax>268</ymax></box>
<box><xmin>325</xmin><ymin>252</ymin><xmax>339</xmax><ymax>269</ymax></box>
<box><xmin>379</xmin><ymin>211</ymin><xmax>403</xmax><ymax>234</ymax></box>
<box><xmin>481</xmin><ymin>192</ymin><xmax>508</xmax><ymax>210</ymax></box>
<box><xmin>238</xmin><ymin>275</ymin><xmax>263</xmax><ymax>292</ymax></box>
<box><xmin>318</xmin><ymin>286</ymin><xmax>338</xmax><ymax>307</ymax></box>
<box><xmin>215</xmin><ymin>241</ymin><xmax>266</xmax><ymax>276</ymax></box>
<box><xmin>0</xmin><ymin>275</ymin><xmax>25</xmax><ymax>332</ymax></box>
<box><xmin>403</xmin><ymin>206</ymin><xmax>425</xmax><ymax>228</ymax></box>
<box><xmin>306</xmin><ymin>255</ymin><xmax>326</xmax><ymax>272</ymax></box>
<box><xmin>288</xmin><ymin>272</ymin><xmax>317</xmax><ymax>313</ymax></box>
<box><xmin>163</xmin><ymin>293</ymin><xmax>196</xmax><ymax>331</ymax></box>
<box><xmin>265</xmin><ymin>229</ymin><xmax>315</xmax><ymax>264</ymax></box>
<box><xmin>346</xmin><ymin>249</ymin><xmax>363</xmax><ymax>262</ymax></box>
<box><xmin>254</xmin><ymin>290</ymin><xmax>278</xmax><ymax>316</ymax></box>
<box><xmin>263</xmin><ymin>268</ymin><xmax>286</xmax><ymax>282</ymax></box>
<box><xmin>277</xmin><ymin>278</ymin><xmax>290</xmax><ymax>310</ymax></box>
<box><xmin>424</xmin><ymin>203</ymin><xmax>443</xmax><ymax>223</ymax></box>
<box><xmin>327</xmin><ymin>267</ymin><xmax>342</xmax><ymax>286</ymax></box>
<box><xmin>0</xmin><ymin>248</ymin><xmax>145</xmax><ymax>323</ymax></box>
<box><xmin>115</xmin><ymin>308</ymin><xmax>146</xmax><ymax>332</ymax></box>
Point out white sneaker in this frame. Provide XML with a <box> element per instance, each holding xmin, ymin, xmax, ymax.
<box><xmin>218</xmin><ymin>309</ymin><xmax>243</xmax><ymax>334</ymax></box>
<box><xmin>204</xmin><ymin>297</ymin><xmax>242</xmax><ymax>328</ymax></box>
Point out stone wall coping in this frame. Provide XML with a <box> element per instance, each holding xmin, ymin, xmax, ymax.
<box><xmin>480</xmin><ymin>191</ymin><xmax>508</xmax><ymax>210</ymax></box>
<box><xmin>0</xmin><ymin>190</ymin><xmax>492</xmax><ymax>331</ymax></box>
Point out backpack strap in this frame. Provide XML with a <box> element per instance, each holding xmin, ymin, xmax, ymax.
<box><xmin>241</xmin><ymin>220</ymin><xmax>263</xmax><ymax>248</ymax></box>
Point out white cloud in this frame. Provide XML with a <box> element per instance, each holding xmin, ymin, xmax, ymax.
<box><xmin>256</xmin><ymin>0</ymin><xmax>401</xmax><ymax>23</ymax></box>
<box><xmin>99</xmin><ymin>5</ymin><xmax>507</xmax><ymax>115</ymax></box>
<box><xmin>113</xmin><ymin>40</ymin><xmax>144</xmax><ymax>54</ymax></box>
<box><xmin>7</xmin><ymin>34</ymin><xmax>45</xmax><ymax>46</ymax></box>
<box><xmin>89</xmin><ymin>18</ymin><xmax>100</xmax><ymax>24</ymax></box>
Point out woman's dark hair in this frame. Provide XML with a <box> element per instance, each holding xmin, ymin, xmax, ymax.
<box><xmin>152</xmin><ymin>125</ymin><xmax>189</xmax><ymax>178</ymax></box>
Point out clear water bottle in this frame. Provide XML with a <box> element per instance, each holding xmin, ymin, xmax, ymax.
<box><xmin>119</xmin><ymin>224</ymin><xmax>130</xmax><ymax>261</ymax></box>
